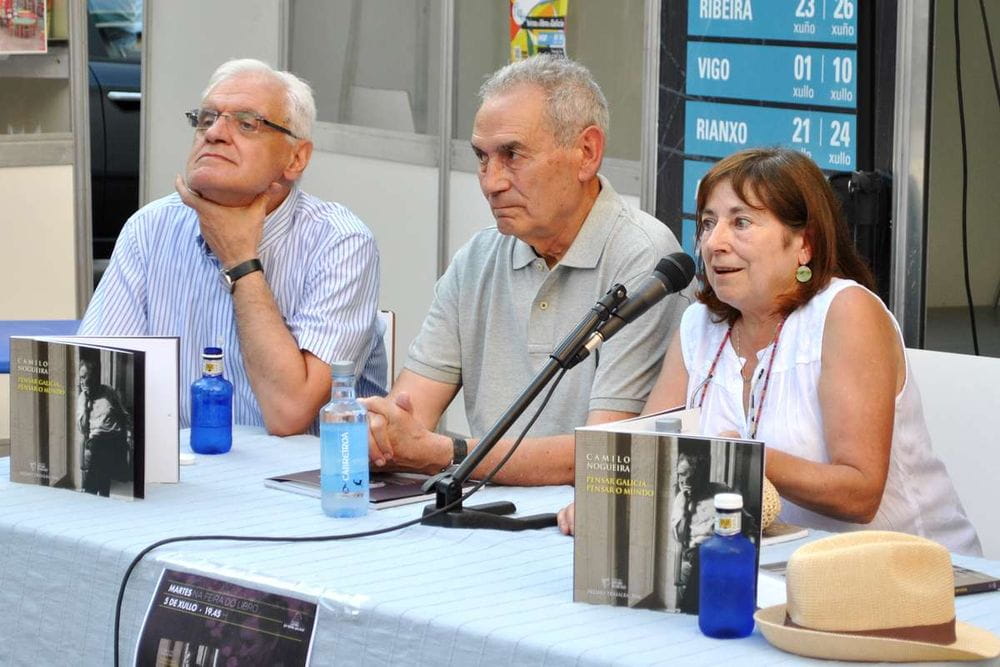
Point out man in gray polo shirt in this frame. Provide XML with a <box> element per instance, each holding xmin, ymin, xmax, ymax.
<box><xmin>363</xmin><ymin>55</ymin><xmax>687</xmax><ymax>485</ymax></box>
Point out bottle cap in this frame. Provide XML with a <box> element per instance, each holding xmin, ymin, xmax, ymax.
<box><xmin>654</xmin><ymin>417</ymin><xmax>682</xmax><ymax>433</ymax></box>
<box><xmin>714</xmin><ymin>492</ymin><xmax>743</xmax><ymax>511</ymax></box>
<box><xmin>202</xmin><ymin>346</ymin><xmax>223</xmax><ymax>358</ymax></box>
<box><xmin>330</xmin><ymin>360</ymin><xmax>354</xmax><ymax>376</ymax></box>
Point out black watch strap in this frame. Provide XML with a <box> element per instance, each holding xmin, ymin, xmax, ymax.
<box><xmin>451</xmin><ymin>437</ymin><xmax>468</xmax><ymax>466</ymax></box>
<box><xmin>222</xmin><ymin>258</ymin><xmax>263</xmax><ymax>293</ymax></box>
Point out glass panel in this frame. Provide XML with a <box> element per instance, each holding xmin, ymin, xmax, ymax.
<box><xmin>453</xmin><ymin>0</ymin><xmax>644</xmax><ymax>162</ymax></box>
<box><xmin>87</xmin><ymin>0</ymin><xmax>143</xmax><ymax>62</ymax></box>
<box><xmin>289</xmin><ymin>0</ymin><xmax>441</xmax><ymax>136</ymax></box>
<box><xmin>923</xmin><ymin>0</ymin><xmax>1000</xmax><ymax>357</ymax></box>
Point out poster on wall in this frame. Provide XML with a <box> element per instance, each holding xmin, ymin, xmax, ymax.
<box><xmin>0</xmin><ymin>0</ymin><xmax>47</xmax><ymax>55</ymax></box>
<box><xmin>509</xmin><ymin>0</ymin><xmax>568</xmax><ymax>62</ymax></box>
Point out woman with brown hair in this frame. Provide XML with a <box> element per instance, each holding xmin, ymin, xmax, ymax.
<box><xmin>559</xmin><ymin>148</ymin><xmax>980</xmax><ymax>555</ymax></box>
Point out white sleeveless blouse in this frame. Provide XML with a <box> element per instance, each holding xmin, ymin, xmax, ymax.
<box><xmin>680</xmin><ymin>278</ymin><xmax>982</xmax><ymax>555</ymax></box>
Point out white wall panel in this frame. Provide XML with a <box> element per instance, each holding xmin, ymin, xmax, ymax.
<box><xmin>447</xmin><ymin>170</ymin><xmax>493</xmax><ymax>256</ymax></box>
<box><xmin>0</xmin><ymin>165</ymin><xmax>77</xmax><ymax>318</ymax></box>
<box><xmin>143</xmin><ymin>0</ymin><xmax>283</xmax><ymax>205</ymax></box>
<box><xmin>0</xmin><ymin>164</ymin><xmax>77</xmax><ymax>440</ymax></box>
<box><xmin>302</xmin><ymin>152</ymin><xmax>439</xmax><ymax>376</ymax></box>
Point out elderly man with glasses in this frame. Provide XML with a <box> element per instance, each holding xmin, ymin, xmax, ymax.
<box><xmin>81</xmin><ymin>58</ymin><xmax>385</xmax><ymax>436</ymax></box>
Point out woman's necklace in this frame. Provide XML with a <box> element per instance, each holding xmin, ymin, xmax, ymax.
<box><xmin>694</xmin><ymin>317</ymin><xmax>785</xmax><ymax>439</ymax></box>
<box><xmin>733</xmin><ymin>320</ymin><xmax>782</xmax><ymax>378</ymax></box>
<box><xmin>732</xmin><ymin>322</ymin><xmax>752</xmax><ymax>383</ymax></box>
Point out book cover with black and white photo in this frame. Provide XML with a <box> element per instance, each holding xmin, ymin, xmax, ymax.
<box><xmin>573</xmin><ymin>410</ymin><xmax>764</xmax><ymax>614</ymax></box>
<box><xmin>9</xmin><ymin>336</ymin><xmax>180</xmax><ymax>499</ymax></box>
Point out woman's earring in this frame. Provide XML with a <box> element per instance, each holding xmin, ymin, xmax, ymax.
<box><xmin>795</xmin><ymin>264</ymin><xmax>813</xmax><ymax>283</ymax></box>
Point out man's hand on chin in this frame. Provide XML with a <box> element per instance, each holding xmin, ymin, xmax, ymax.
<box><xmin>174</xmin><ymin>174</ymin><xmax>284</xmax><ymax>267</ymax></box>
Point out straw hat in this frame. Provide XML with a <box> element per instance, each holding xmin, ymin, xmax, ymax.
<box><xmin>760</xmin><ymin>476</ymin><xmax>780</xmax><ymax>530</ymax></box>
<box><xmin>755</xmin><ymin>531</ymin><xmax>1000</xmax><ymax>662</ymax></box>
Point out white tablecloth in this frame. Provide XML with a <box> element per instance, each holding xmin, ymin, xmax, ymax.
<box><xmin>1</xmin><ymin>426</ymin><xmax>998</xmax><ymax>666</ymax></box>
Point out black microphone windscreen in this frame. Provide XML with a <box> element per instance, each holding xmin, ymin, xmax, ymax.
<box><xmin>655</xmin><ymin>252</ymin><xmax>696</xmax><ymax>292</ymax></box>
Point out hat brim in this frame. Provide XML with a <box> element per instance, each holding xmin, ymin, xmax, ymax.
<box><xmin>755</xmin><ymin>605</ymin><xmax>1000</xmax><ymax>662</ymax></box>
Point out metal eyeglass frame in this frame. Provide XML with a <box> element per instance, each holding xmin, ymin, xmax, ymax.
<box><xmin>185</xmin><ymin>108</ymin><xmax>299</xmax><ymax>139</ymax></box>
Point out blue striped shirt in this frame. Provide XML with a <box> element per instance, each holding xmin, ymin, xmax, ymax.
<box><xmin>80</xmin><ymin>187</ymin><xmax>386</xmax><ymax>430</ymax></box>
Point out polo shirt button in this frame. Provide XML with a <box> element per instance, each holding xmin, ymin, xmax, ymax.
<box><xmin>539</xmin><ymin>301</ymin><xmax>548</xmax><ymax>310</ymax></box>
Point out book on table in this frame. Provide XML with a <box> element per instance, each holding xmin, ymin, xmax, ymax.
<box><xmin>265</xmin><ymin>468</ymin><xmax>473</xmax><ymax>510</ymax></box>
<box><xmin>8</xmin><ymin>336</ymin><xmax>180</xmax><ymax>500</ymax></box>
<box><xmin>761</xmin><ymin>521</ymin><xmax>810</xmax><ymax>546</ymax></box>
<box><xmin>759</xmin><ymin>561</ymin><xmax>999</xmax><ymax>597</ymax></box>
<box><xmin>572</xmin><ymin>408</ymin><xmax>765</xmax><ymax>615</ymax></box>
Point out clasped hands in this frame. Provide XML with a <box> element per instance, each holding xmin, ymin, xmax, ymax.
<box><xmin>360</xmin><ymin>392</ymin><xmax>451</xmax><ymax>475</ymax></box>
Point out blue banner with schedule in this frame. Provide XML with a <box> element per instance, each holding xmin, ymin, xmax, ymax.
<box><xmin>656</xmin><ymin>0</ymin><xmax>866</xmax><ymax>257</ymax></box>
<box><xmin>686</xmin><ymin>42</ymin><xmax>857</xmax><ymax>108</ymax></box>
<box><xmin>684</xmin><ymin>101</ymin><xmax>857</xmax><ymax>171</ymax></box>
<box><xmin>682</xmin><ymin>160</ymin><xmax>713</xmax><ymax>215</ymax></box>
<box><xmin>688</xmin><ymin>0</ymin><xmax>859</xmax><ymax>43</ymax></box>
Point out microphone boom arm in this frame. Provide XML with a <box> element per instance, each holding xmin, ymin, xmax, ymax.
<box><xmin>420</xmin><ymin>283</ymin><xmax>628</xmax><ymax>530</ymax></box>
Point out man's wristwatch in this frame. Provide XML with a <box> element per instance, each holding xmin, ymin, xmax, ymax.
<box><xmin>451</xmin><ymin>437</ymin><xmax>468</xmax><ymax>467</ymax></box>
<box><xmin>220</xmin><ymin>258</ymin><xmax>263</xmax><ymax>293</ymax></box>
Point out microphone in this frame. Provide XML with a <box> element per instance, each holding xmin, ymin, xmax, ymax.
<box><xmin>575</xmin><ymin>253</ymin><xmax>695</xmax><ymax>361</ymax></box>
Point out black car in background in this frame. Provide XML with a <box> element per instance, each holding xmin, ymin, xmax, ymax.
<box><xmin>87</xmin><ymin>0</ymin><xmax>141</xmax><ymax>260</ymax></box>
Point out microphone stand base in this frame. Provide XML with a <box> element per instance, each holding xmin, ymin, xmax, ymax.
<box><xmin>420</xmin><ymin>501</ymin><xmax>557</xmax><ymax>531</ymax></box>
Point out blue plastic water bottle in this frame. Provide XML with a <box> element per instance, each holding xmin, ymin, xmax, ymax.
<box><xmin>320</xmin><ymin>361</ymin><xmax>369</xmax><ymax>517</ymax></box>
<box><xmin>698</xmin><ymin>492</ymin><xmax>756</xmax><ymax>638</ymax></box>
<box><xmin>190</xmin><ymin>347</ymin><xmax>234</xmax><ymax>454</ymax></box>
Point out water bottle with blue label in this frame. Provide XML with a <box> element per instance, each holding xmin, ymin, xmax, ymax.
<box><xmin>320</xmin><ymin>360</ymin><xmax>369</xmax><ymax>517</ymax></box>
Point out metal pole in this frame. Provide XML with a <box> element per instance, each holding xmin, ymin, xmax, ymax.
<box><xmin>69</xmin><ymin>0</ymin><xmax>92</xmax><ymax>314</ymax></box>
<box><xmin>890</xmin><ymin>0</ymin><xmax>933</xmax><ymax>347</ymax></box>
<box><xmin>436</xmin><ymin>0</ymin><xmax>455</xmax><ymax>277</ymax></box>
<box><xmin>639</xmin><ymin>0</ymin><xmax>661</xmax><ymax>215</ymax></box>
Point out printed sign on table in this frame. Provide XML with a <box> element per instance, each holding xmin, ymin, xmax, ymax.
<box><xmin>135</xmin><ymin>569</ymin><xmax>317</xmax><ymax>666</ymax></box>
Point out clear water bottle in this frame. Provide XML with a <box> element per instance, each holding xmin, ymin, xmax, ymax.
<box><xmin>320</xmin><ymin>361</ymin><xmax>369</xmax><ymax>517</ymax></box>
<box><xmin>190</xmin><ymin>347</ymin><xmax>234</xmax><ymax>454</ymax></box>
<box><xmin>698</xmin><ymin>492</ymin><xmax>756</xmax><ymax>638</ymax></box>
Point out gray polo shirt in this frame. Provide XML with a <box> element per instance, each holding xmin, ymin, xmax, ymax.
<box><xmin>406</xmin><ymin>176</ymin><xmax>688</xmax><ymax>439</ymax></box>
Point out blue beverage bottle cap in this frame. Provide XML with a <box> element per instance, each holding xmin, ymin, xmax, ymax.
<box><xmin>203</xmin><ymin>346</ymin><xmax>223</xmax><ymax>357</ymax></box>
<box><xmin>714</xmin><ymin>492</ymin><xmax>743</xmax><ymax>510</ymax></box>
<box><xmin>330</xmin><ymin>360</ymin><xmax>354</xmax><ymax>376</ymax></box>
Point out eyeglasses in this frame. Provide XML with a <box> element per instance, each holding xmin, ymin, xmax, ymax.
<box><xmin>185</xmin><ymin>108</ymin><xmax>299</xmax><ymax>139</ymax></box>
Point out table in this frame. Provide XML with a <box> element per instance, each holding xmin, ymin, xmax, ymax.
<box><xmin>1</xmin><ymin>427</ymin><xmax>998</xmax><ymax>666</ymax></box>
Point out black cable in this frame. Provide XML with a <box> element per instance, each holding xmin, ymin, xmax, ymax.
<box><xmin>954</xmin><ymin>0</ymin><xmax>980</xmax><ymax>355</ymax></box>
<box><xmin>979</xmin><ymin>0</ymin><xmax>1000</xmax><ymax>324</ymax></box>
<box><xmin>113</xmin><ymin>367</ymin><xmax>569</xmax><ymax>666</ymax></box>
<box><xmin>978</xmin><ymin>0</ymin><xmax>1000</xmax><ymax>111</ymax></box>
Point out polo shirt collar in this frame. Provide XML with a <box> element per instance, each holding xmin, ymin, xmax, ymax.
<box><xmin>196</xmin><ymin>185</ymin><xmax>301</xmax><ymax>256</ymax></box>
<box><xmin>511</xmin><ymin>174</ymin><xmax>619</xmax><ymax>270</ymax></box>
<box><xmin>512</xmin><ymin>236</ymin><xmax>541</xmax><ymax>269</ymax></box>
